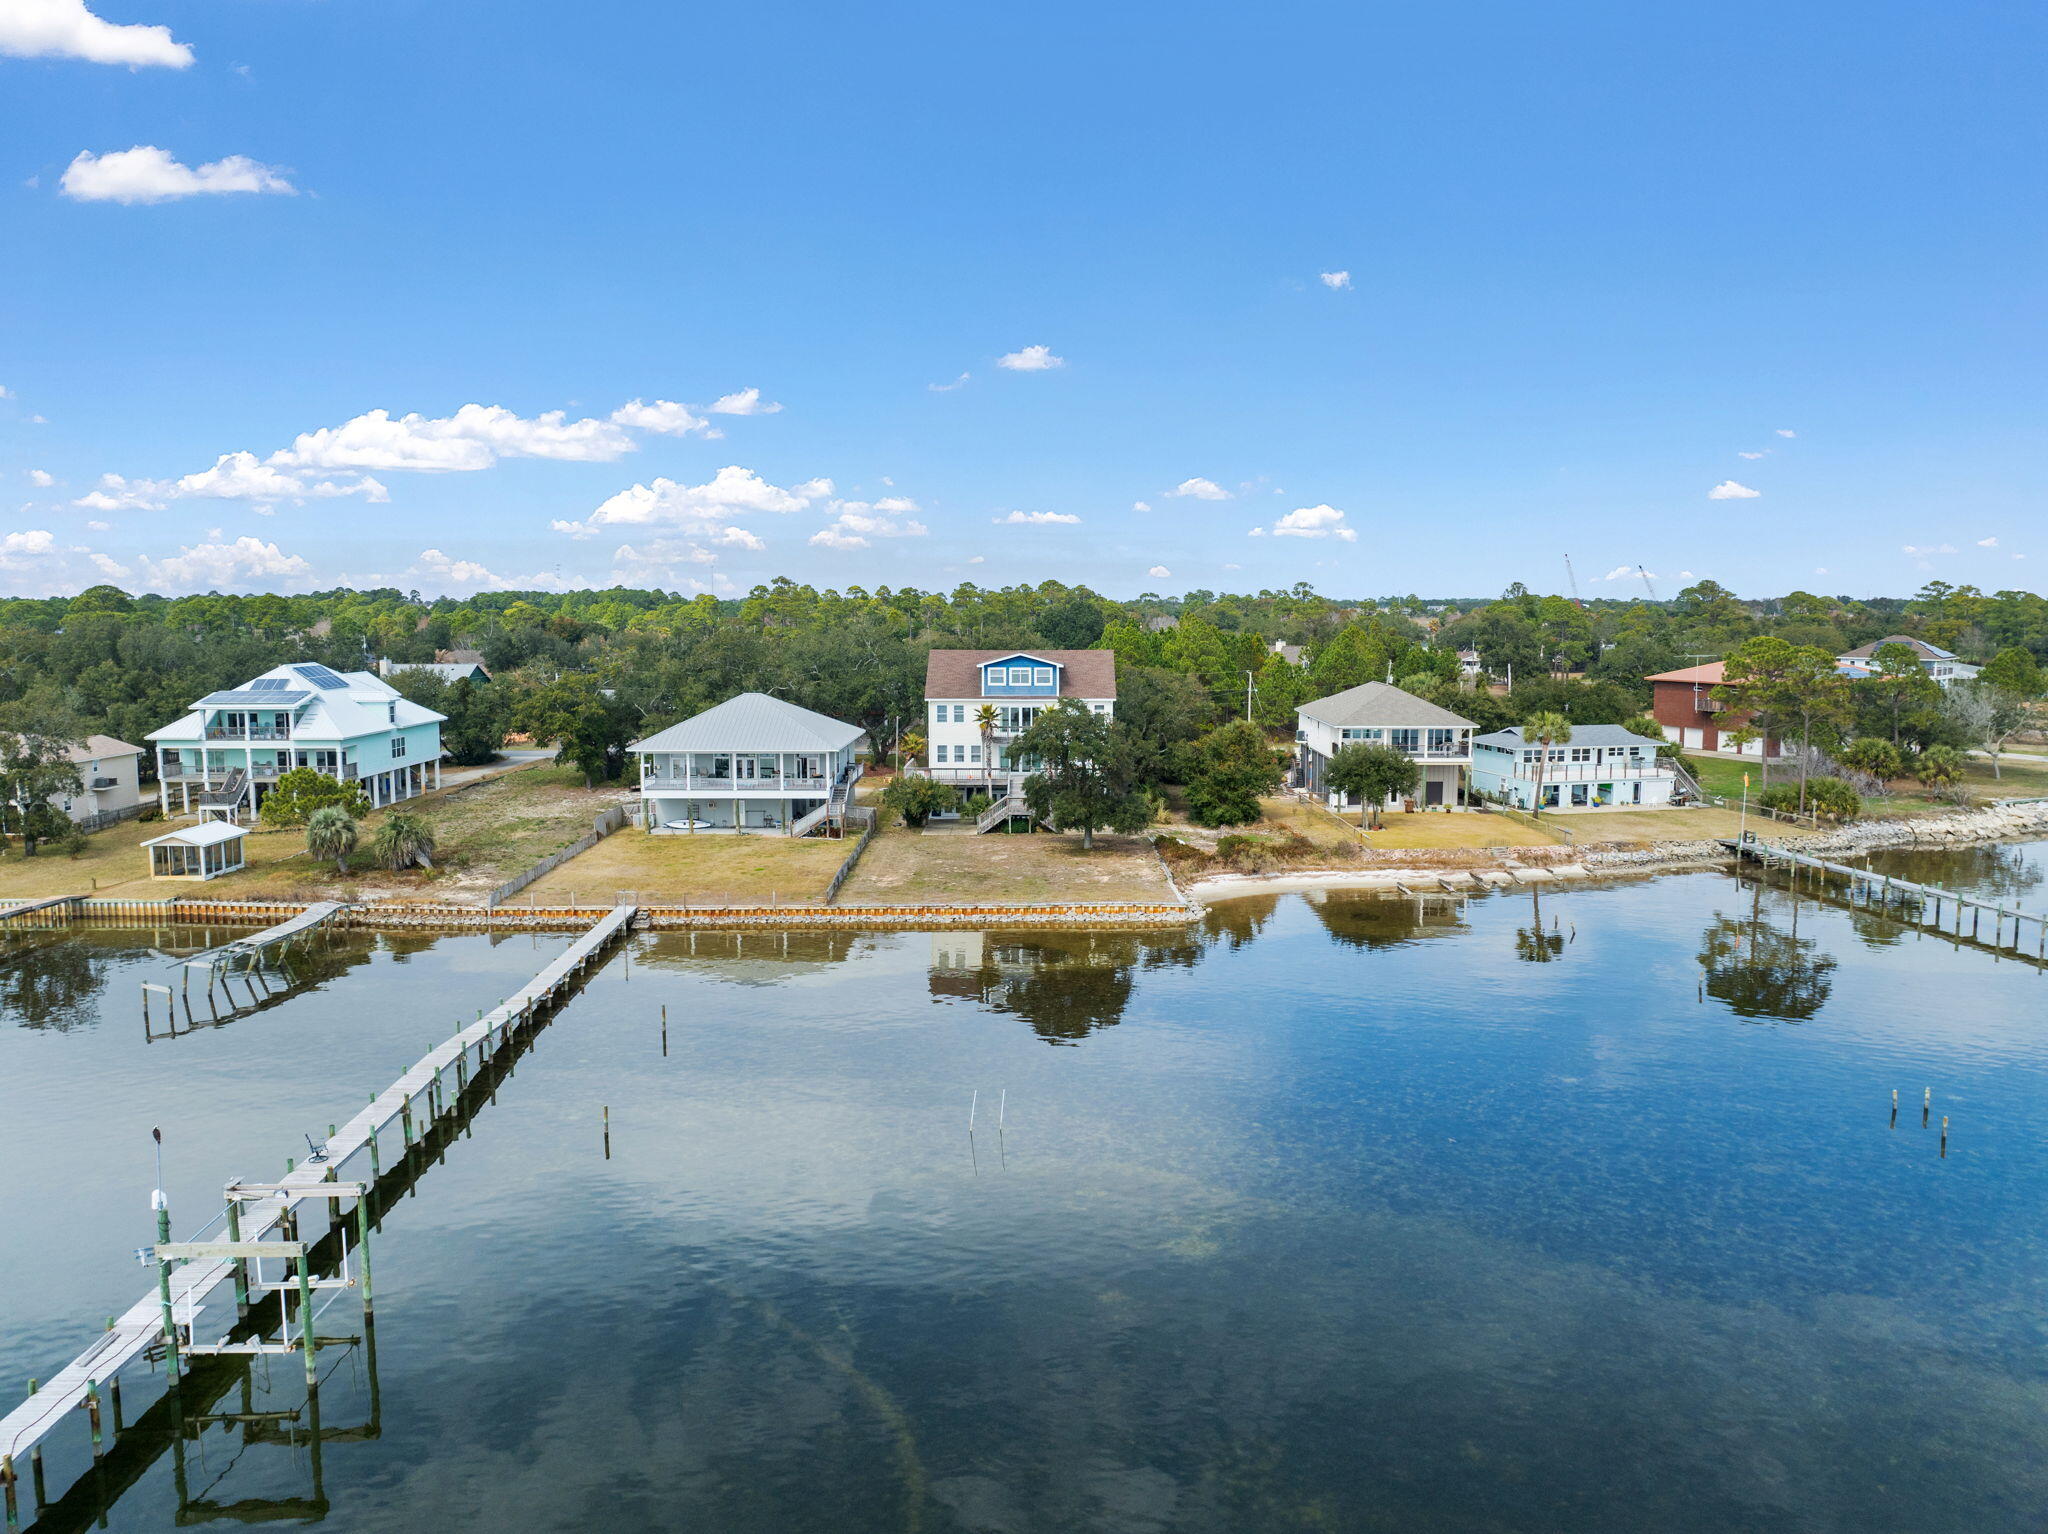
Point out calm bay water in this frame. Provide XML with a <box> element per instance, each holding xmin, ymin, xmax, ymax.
<box><xmin>3</xmin><ymin>844</ymin><xmax>2047</xmax><ymax>1532</ymax></box>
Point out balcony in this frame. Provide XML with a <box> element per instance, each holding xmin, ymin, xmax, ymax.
<box><xmin>640</xmin><ymin>773</ymin><xmax>832</xmax><ymax>795</ymax></box>
<box><xmin>204</xmin><ymin>726</ymin><xmax>292</xmax><ymax>741</ymax></box>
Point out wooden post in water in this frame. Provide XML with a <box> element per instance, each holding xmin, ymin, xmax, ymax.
<box><xmin>154</xmin><ymin>1193</ymin><xmax>180</xmax><ymax>1382</ymax></box>
<box><xmin>225</xmin><ymin>1199</ymin><xmax>249</xmax><ymax>1314</ymax></box>
<box><xmin>295</xmin><ymin>1256</ymin><xmax>318</xmax><ymax>1390</ymax></box>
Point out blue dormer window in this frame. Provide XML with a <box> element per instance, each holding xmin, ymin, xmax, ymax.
<box><xmin>981</xmin><ymin>656</ymin><xmax>1061</xmax><ymax>696</ymax></box>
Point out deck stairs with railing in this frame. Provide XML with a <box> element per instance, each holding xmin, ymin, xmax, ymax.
<box><xmin>197</xmin><ymin>768</ymin><xmax>248</xmax><ymax>815</ymax></box>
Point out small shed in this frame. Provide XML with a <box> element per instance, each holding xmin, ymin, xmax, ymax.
<box><xmin>143</xmin><ymin>820</ymin><xmax>248</xmax><ymax>880</ymax></box>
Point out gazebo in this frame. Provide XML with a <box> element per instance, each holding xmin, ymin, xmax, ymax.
<box><xmin>143</xmin><ymin>820</ymin><xmax>248</xmax><ymax>880</ymax></box>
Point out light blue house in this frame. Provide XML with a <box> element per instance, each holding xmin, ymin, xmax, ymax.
<box><xmin>146</xmin><ymin>662</ymin><xmax>447</xmax><ymax>821</ymax></box>
<box><xmin>1468</xmin><ymin>724</ymin><xmax>1674</xmax><ymax>811</ymax></box>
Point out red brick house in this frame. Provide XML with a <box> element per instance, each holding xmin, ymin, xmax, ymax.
<box><xmin>1647</xmin><ymin>662</ymin><xmax>1791</xmax><ymax>757</ymax></box>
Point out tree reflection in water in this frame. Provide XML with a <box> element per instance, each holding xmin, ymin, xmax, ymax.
<box><xmin>1515</xmin><ymin>887</ymin><xmax>1566</xmax><ymax>964</ymax></box>
<box><xmin>930</xmin><ymin>928</ymin><xmax>1201</xmax><ymax>1044</ymax></box>
<box><xmin>0</xmin><ymin>930</ymin><xmax>107</xmax><ymax>1030</ymax></box>
<box><xmin>1307</xmin><ymin>890</ymin><xmax>1468</xmax><ymax>952</ymax></box>
<box><xmin>1697</xmin><ymin>881</ymin><xmax>1837</xmax><ymax>1021</ymax></box>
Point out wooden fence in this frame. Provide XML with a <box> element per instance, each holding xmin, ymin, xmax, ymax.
<box><xmin>823</xmin><ymin>806</ymin><xmax>879</xmax><ymax>904</ymax></box>
<box><xmin>485</xmin><ymin>805</ymin><xmax>628</xmax><ymax>909</ymax></box>
<box><xmin>72</xmin><ymin>803</ymin><xmax>150</xmax><ymax>835</ymax></box>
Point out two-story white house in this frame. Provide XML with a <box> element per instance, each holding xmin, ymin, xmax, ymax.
<box><xmin>1294</xmin><ymin>682</ymin><xmax>1476</xmax><ymax>810</ymax></box>
<box><xmin>1469</xmin><ymin>724</ymin><xmax>1675</xmax><ymax>810</ymax></box>
<box><xmin>631</xmin><ymin>691</ymin><xmax>866</xmax><ymax>835</ymax></box>
<box><xmin>923</xmin><ymin>650</ymin><xmax>1117</xmax><ymax>788</ymax></box>
<box><xmin>146</xmin><ymin>662</ymin><xmax>447</xmax><ymax>820</ymax></box>
<box><xmin>1836</xmin><ymin>635</ymin><xmax>1980</xmax><ymax>687</ymax></box>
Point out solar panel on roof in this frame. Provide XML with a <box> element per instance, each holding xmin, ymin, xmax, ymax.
<box><xmin>293</xmin><ymin>664</ymin><xmax>349</xmax><ymax>690</ymax></box>
<box><xmin>249</xmin><ymin>678</ymin><xmax>292</xmax><ymax>691</ymax></box>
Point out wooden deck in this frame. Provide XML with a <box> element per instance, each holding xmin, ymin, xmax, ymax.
<box><xmin>0</xmin><ymin>904</ymin><xmax>637</xmax><ymax>1490</ymax></box>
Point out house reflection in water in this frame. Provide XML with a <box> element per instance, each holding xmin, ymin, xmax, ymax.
<box><xmin>929</xmin><ymin>928</ymin><xmax>1201</xmax><ymax>1044</ymax></box>
<box><xmin>636</xmin><ymin>928</ymin><xmax>869</xmax><ymax>986</ymax></box>
<box><xmin>1305</xmin><ymin>888</ymin><xmax>1471</xmax><ymax>952</ymax></box>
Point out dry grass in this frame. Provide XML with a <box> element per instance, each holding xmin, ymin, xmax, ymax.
<box><xmin>0</xmin><ymin>813</ymin><xmax>180</xmax><ymax>901</ymax></box>
<box><xmin>838</xmin><ymin>822</ymin><xmax>1175</xmax><ymax>905</ymax></box>
<box><xmin>1562</xmin><ymin>806</ymin><xmax>1820</xmax><ymax>845</ymax></box>
<box><xmin>1360</xmin><ymin>811</ymin><xmax>1558</xmax><ymax>850</ymax></box>
<box><xmin>517</xmin><ymin>827</ymin><xmax>851</xmax><ymax>905</ymax></box>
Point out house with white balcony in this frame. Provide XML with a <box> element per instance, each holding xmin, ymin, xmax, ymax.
<box><xmin>1836</xmin><ymin>635</ymin><xmax>1980</xmax><ymax>687</ymax></box>
<box><xmin>1469</xmin><ymin>723</ymin><xmax>1675</xmax><ymax>811</ymax></box>
<box><xmin>924</xmin><ymin>650</ymin><xmax>1117</xmax><ymax>789</ymax></box>
<box><xmin>146</xmin><ymin>663</ymin><xmax>447</xmax><ymax>821</ymax></box>
<box><xmin>631</xmin><ymin>691</ymin><xmax>866</xmax><ymax>835</ymax></box>
<box><xmin>1294</xmin><ymin>682</ymin><xmax>1476</xmax><ymax>810</ymax></box>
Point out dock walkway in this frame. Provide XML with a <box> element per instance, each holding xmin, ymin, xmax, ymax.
<box><xmin>0</xmin><ymin>904</ymin><xmax>637</xmax><ymax>1494</ymax></box>
<box><xmin>1732</xmin><ymin>838</ymin><xmax>2048</xmax><ymax>960</ymax></box>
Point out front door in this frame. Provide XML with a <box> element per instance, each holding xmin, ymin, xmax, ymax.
<box><xmin>1424</xmin><ymin>776</ymin><xmax>1444</xmax><ymax>806</ymax></box>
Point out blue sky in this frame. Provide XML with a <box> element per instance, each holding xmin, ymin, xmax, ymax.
<box><xmin>3</xmin><ymin>0</ymin><xmax>2043</xmax><ymax>599</ymax></box>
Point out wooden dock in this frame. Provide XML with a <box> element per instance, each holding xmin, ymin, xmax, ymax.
<box><xmin>1732</xmin><ymin>838</ymin><xmax>2048</xmax><ymax>961</ymax></box>
<box><xmin>0</xmin><ymin>896</ymin><xmax>82</xmax><ymax>923</ymax></box>
<box><xmin>0</xmin><ymin>904</ymin><xmax>637</xmax><ymax>1512</ymax></box>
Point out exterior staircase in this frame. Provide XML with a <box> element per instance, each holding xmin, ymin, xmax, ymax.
<box><xmin>976</xmin><ymin>793</ymin><xmax>1033</xmax><ymax>833</ymax></box>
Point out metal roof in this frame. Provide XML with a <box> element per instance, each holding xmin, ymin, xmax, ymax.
<box><xmin>143</xmin><ymin>820</ymin><xmax>247</xmax><ymax>848</ymax></box>
<box><xmin>1297</xmin><ymin>682</ymin><xmax>1476</xmax><ymax>730</ymax></box>
<box><xmin>195</xmin><ymin>689</ymin><xmax>312</xmax><ymax>707</ymax></box>
<box><xmin>1473</xmin><ymin>724</ymin><xmax>1665</xmax><ymax>751</ymax></box>
<box><xmin>630</xmin><ymin>691</ymin><xmax>866</xmax><ymax>754</ymax></box>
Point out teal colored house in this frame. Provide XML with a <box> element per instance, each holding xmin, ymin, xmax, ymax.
<box><xmin>146</xmin><ymin>662</ymin><xmax>447</xmax><ymax>821</ymax></box>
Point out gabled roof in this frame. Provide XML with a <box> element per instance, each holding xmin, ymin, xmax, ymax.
<box><xmin>925</xmin><ymin>649</ymin><xmax>1117</xmax><ymax>699</ymax></box>
<box><xmin>1474</xmin><ymin>724</ymin><xmax>1665</xmax><ymax>751</ymax></box>
<box><xmin>630</xmin><ymin>691</ymin><xmax>866</xmax><ymax>754</ymax></box>
<box><xmin>1297</xmin><ymin>682</ymin><xmax>1475</xmax><ymax>730</ymax></box>
<box><xmin>66</xmin><ymin>734</ymin><xmax>142</xmax><ymax>762</ymax></box>
<box><xmin>1838</xmin><ymin>634</ymin><xmax>1959</xmax><ymax>661</ymax></box>
<box><xmin>144</xmin><ymin>820</ymin><xmax>246</xmax><ymax>848</ymax></box>
<box><xmin>1646</xmin><ymin>662</ymin><xmax>1725</xmax><ymax>684</ymax></box>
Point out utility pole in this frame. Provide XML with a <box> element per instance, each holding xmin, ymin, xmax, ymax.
<box><xmin>1245</xmin><ymin>671</ymin><xmax>1255</xmax><ymax>722</ymax></box>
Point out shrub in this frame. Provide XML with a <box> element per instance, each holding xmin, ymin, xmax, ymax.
<box><xmin>878</xmin><ymin>772</ymin><xmax>960</xmax><ymax>828</ymax></box>
<box><xmin>261</xmin><ymin>768</ymin><xmax>369</xmax><ymax>828</ymax></box>
<box><xmin>58</xmin><ymin>828</ymin><xmax>90</xmax><ymax>858</ymax></box>
<box><xmin>1914</xmin><ymin>743</ymin><xmax>1966</xmax><ymax>789</ymax></box>
<box><xmin>1803</xmin><ymin>776</ymin><xmax>1863</xmax><ymax>822</ymax></box>
<box><xmin>371</xmin><ymin>811</ymin><xmax>437</xmax><ymax>872</ymax></box>
<box><xmin>1758</xmin><ymin>783</ymin><xmax>1802</xmax><ymax>814</ymax></box>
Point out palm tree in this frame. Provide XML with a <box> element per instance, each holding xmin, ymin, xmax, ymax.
<box><xmin>306</xmin><ymin>805</ymin><xmax>358</xmax><ymax>874</ymax></box>
<box><xmin>974</xmin><ymin>703</ymin><xmax>1000</xmax><ymax>797</ymax></box>
<box><xmin>372</xmin><ymin>811</ymin><xmax>437</xmax><ymax>871</ymax></box>
<box><xmin>1524</xmin><ymin>710</ymin><xmax>1572</xmax><ymax>818</ymax></box>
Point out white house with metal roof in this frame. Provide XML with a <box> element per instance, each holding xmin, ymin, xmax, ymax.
<box><xmin>1835</xmin><ymin>634</ymin><xmax>1980</xmax><ymax>686</ymax></box>
<box><xmin>631</xmin><ymin>691</ymin><xmax>866</xmax><ymax>836</ymax></box>
<box><xmin>1469</xmin><ymin>723</ymin><xmax>1675</xmax><ymax>811</ymax></box>
<box><xmin>146</xmin><ymin>662</ymin><xmax>447</xmax><ymax>820</ymax></box>
<box><xmin>1294</xmin><ymin>682</ymin><xmax>1477</xmax><ymax>810</ymax></box>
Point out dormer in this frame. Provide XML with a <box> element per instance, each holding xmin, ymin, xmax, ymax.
<box><xmin>979</xmin><ymin>653</ymin><xmax>1062</xmax><ymax>697</ymax></box>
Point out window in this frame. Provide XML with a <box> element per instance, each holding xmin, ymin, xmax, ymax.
<box><xmin>1571</xmin><ymin>747</ymin><xmax>1592</xmax><ymax>763</ymax></box>
<box><xmin>1548</xmin><ymin>748</ymin><xmax>1565</xmax><ymax>762</ymax></box>
<box><xmin>391</xmin><ymin>736</ymin><xmax>407</xmax><ymax>760</ymax></box>
<box><xmin>954</xmin><ymin>704</ymin><xmax>966</xmax><ymax>723</ymax></box>
<box><xmin>970</xmin><ymin>745</ymin><xmax>982</xmax><ymax>764</ymax></box>
<box><xmin>1342</xmin><ymin>727</ymin><xmax>1383</xmax><ymax>742</ymax></box>
<box><xmin>933</xmin><ymin>704</ymin><xmax>946</xmax><ymax>725</ymax></box>
<box><xmin>1033</xmin><ymin>666</ymin><xmax>1054</xmax><ymax>687</ymax></box>
<box><xmin>1428</xmin><ymin>728</ymin><xmax>1456</xmax><ymax>752</ymax></box>
<box><xmin>1008</xmin><ymin>666</ymin><xmax>1033</xmax><ymax>685</ymax></box>
<box><xmin>1391</xmin><ymin>728</ymin><xmax>1420</xmax><ymax>751</ymax></box>
<box><xmin>1521</xmin><ymin>749</ymin><xmax>1537</xmax><ymax>763</ymax></box>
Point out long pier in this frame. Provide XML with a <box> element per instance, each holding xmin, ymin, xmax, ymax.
<box><xmin>0</xmin><ymin>904</ymin><xmax>637</xmax><ymax>1516</ymax></box>
<box><xmin>1732</xmin><ymin>838</ymin><xmax>2048</xmax><ymax>961</ymax></box>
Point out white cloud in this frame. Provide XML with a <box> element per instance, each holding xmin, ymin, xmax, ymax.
<box><xmin>273</xmin><ymin>403</ymin><xmax>634</xmax><ymax>472</ymax></box>
<box><xmin>1599</xmin><ymin>566</ymin><xmax>1633</xmax><ymax>582</ymax></box>
<box><xmin>1977</xmin><ymin>536</ymin><xmax>1998</xmax><ymax>547</ymax></box>
<box><xmin>73</xmin><ymin>472</ymin><xmax>168</xmax><ymax>512</ymax></box>
<box><xmin>27</xmin><ymin>469</ymin><xmax>53</xmax><ymax>487</ymax></box>
<box><xmin>1147</xmin><ymin>566</ymin><xmax>1171</xmax><ymax>579</ymax></box>
<box><xmin>706</xmin><ymin>387</ymin><xmax>782</xmax><ymax>416</ymax></box>
<box><xmin>928</xmin><ymin>373</ymin><xmax>971</xmax><ymax>393</ymax></box>
<box><xmin>1167</xmin><ymin>477</ymin><xmax>1230</xmax><ymax>501</ymax></box>
<box><xmin>994</xmin><ymin>510</ymin><xmax>1081</xmax><ymax>526</ymax></box>
<box><xmin>1814</xmin><ymin>567</ymin><xmax>1829</xmax><ymax>575</ymax></box>
<box><xmin>1255</xmin><ymin>504</ymin><xmax>1358</xmax><ymax>541</ymax></box>
<box><xmin>557</xmin><ymin>465</ymin><xmax>831</xmax><ymax>543</ymax></box>
<box><xmin>996</xmin><ymin>345</ymin><xmax>1064</xmax><ymax>372</ymax></box>
<box><xmin>0</xmin><ymin>386</ymin><xmax>12</xmax><ymax>399</ymax></box>
<box><xmin>609</xmin><ymin>398</ymin><xmax>719</xmax><ymax>438</ymax></box>
<box><xmin>1902</xmin><ymin>543</ymin><xmax>1957</xmax><ymax>556</ymax></box>
<box><xmin>0</xmin><ymin>0</ymin><xmax>192</xmax><ymax>68</ymax></box>
<box><xmin>1318</xmin><ymin>271</ymin><xmax>1352</xmax><ymax>290</ymax></box>
<box><xmin>967</xmin><ymin>555</ymin><xmax>984</xmax><ymax>564</ymax></box>
<box><xmin>812</xmin><ymin>498</ymin><xmax>929</xmax><ymax>550</ymax></box>
<box><xmin>1131</xmin><ymin>500</ymin><xmax>1151</xmax><ymax>512</ymax></box>
<box><xmin>1775</xmin><ymin>428</ymin><xmax>1796</xmax><ymax>438</ymax></box>
<box><xmin>1707</xmin><ymin>480</ymin><xmax>1761</xmax><ymax>500</ymax></box>
<box><xmin>410</xmin><ymin>548</ymin><xmax>567</xmax><ymax>592</ymax></box>
<box><xmin>139</xmin><ymin>535</ymin><xmax>312</xmax><ymax>593</ymax></box>
<box><xmin>86</xmin><ymin>519</ymin><xmax>110</xmax><ymax>531</ymax></box>
<box><xmin>175</xmin><ymin>451</ymin><xmax>388</xmax><ymax>504</ymax></box>
<box><xmin>60</xmin><ymin>146</ymin><xmax>293</xmax><ymax>204</ymax></box>
<box><xmin>611</xmin><ymin>539</ymin><xmax>720</xmax><ymax>577</ymax></box>
<box><xmin>1737</xmin><ymin>451</ymin><xmax>1767</xmax><ymax>460</ymax></box>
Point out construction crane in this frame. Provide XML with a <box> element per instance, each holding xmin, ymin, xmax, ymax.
<box><xmin>1562</xmin><ymin>554</ymin><xmax>1584</xmax><ymax>609</ymax></box>
<box><xmin>1637</xmin><ymin>565</ymin><xmax>1658</xmax><ymax>602</ymax></box>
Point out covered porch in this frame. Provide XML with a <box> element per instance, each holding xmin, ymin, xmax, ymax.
<box><xmin>142</xmin><ymin>820</ymin><xmax>248</xmax><ymax>880</ymax></box>
<box><xmin>643</xmin><ymin>792</ymin><xmax>832</xmax><ymax>836</ymax></box>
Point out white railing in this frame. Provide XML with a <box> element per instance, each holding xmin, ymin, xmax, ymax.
<box><xmin>787</xmin><ymin>802</ymin><xmax>834</xmax><ymax>838</ymax></box>
<box><xmin>977</xmin><ymin>794</ymin><xmax>1029</xmax><ymax>832</ymax></box>
<box><xmin>639</xmin><ymin>772</ymin><xmax>832</xmax><ymax>793</ymax></box>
